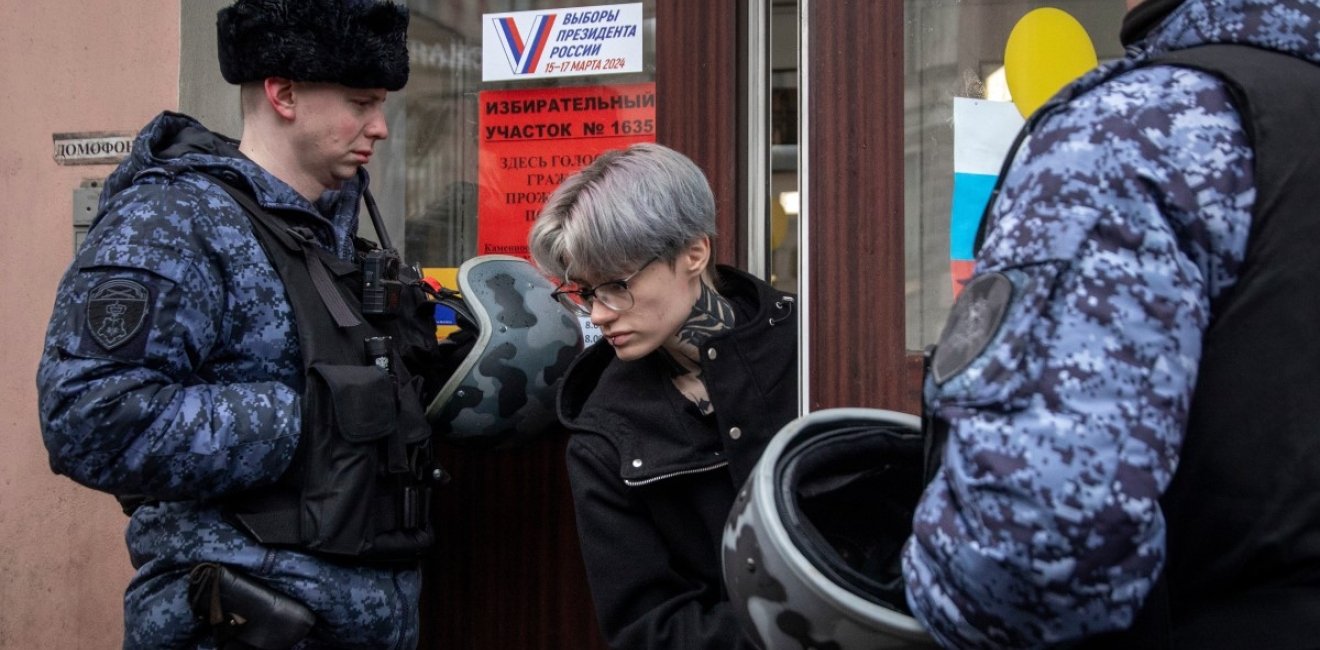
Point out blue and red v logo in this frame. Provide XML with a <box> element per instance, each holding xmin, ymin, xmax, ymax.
<box><xmin>493</xmin><ymin>14</ymin><xmax>558</xmax><ymax>75</ymax></box>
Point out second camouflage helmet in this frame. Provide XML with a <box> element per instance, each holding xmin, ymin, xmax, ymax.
<box><xmin>723</xmin><ymin>408</ymin><xmax>936</xmax><ymax>649</ymax></box>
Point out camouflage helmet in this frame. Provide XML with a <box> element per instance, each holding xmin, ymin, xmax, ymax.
<box><xmin>425</xmin><ymin>255</ymin><xmax>582</xmax><ymax>448</ymax></box>
<box><xmin>722</xmin><ymin>408</ymin><xmax>935</xmax><ymax>649</ymax></box>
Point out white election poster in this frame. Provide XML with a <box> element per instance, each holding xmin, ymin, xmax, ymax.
<box><xmin>482</xmin><ymin>3</ymin><xmax>644</xmax><ymax>82</ymax></box>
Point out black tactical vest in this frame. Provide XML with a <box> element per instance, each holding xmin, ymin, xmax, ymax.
<box><xmin>1083</xmin><ymin>45</ymin><xmax>1320</xmax><ymax>648</ymax></box>
<box><xmin>211</xmin><ymin>176</ymin><xmax>447</xmax><ymax>563</ymax></box>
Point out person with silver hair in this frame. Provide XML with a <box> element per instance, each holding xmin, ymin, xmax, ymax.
<box><xmin>529</xmin><ymin>143</ymin><xmax>798</xmax><ymax>649</ymax></box>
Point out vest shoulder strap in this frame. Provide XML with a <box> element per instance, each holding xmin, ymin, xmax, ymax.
<box><xmin>205</xmin><ymin>175</ymin><xmax>363</xmax><ymax>330</ymax></box>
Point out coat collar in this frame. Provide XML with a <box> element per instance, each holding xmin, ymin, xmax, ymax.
<box><xmin>557</xmin><ymin>266</ymin><xmax>795</xmax><ymax>483</ymax></box>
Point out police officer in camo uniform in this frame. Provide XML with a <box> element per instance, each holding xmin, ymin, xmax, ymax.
<box><xmin>907</xmin><ymin>0</ymin><xmax>1320</xmax><ymax>647</ymax></box>
<box><xmin>36</xmin><ymin>1</ymin><xmax>428</xmax><ymax>648</ymax></box>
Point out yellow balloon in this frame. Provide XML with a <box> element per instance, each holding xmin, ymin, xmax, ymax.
<box><xmin>1003</xmin><ymin>8</ymin><xmax>1098</xmax><ymax>118</ymax></box>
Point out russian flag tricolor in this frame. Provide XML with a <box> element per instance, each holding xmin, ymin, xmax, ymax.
<box><xmin>950</xmin><ymin>97</ymin><xmax>1023</xmax><ymax>296</ymax></box>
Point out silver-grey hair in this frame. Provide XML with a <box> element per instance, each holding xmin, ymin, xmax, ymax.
<box><xmin>528</xmin><ymin>142</ymin><xmax>717</xmax><ymax>281</ymax></box>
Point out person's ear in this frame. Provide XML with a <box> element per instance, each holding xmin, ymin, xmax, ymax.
<box><xmin>263</xmin><ymin>77</ymin><xmax>297</xmax><ymax>120</ymax></box>
<box><xmin>682</xmin><ymin>236</ymin><xmax>711</xmax><ymax>278</ymax></box>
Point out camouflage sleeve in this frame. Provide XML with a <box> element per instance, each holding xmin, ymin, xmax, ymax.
<box><xmin>902</xmin><ymin>65</ymin><xmax>1254</xmax><ymax>647</ymax></box>
<box><xmin>36</xmin><ymin>180</ymin><xmax>300</xmax><ymax>501</ymax></box>
<box><xmin>565</xmin><ymin>435</ymin><xmax>758</xmax><ymax>650</ymax></box>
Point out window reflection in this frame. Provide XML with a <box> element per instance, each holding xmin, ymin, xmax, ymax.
<box><xmin>768</xmin><ymin>0</ymin><xmax>798</xmax><ymax>293</ymax></box>
<box><xmin>902</xmin><ymin>0</ymin><xmax>1126</xmax><ymax>350</ymax></box>
<box><xmin>404</xmin><ymin>9</ymin><xmax>482</xmax><ymax>267</ymax></box>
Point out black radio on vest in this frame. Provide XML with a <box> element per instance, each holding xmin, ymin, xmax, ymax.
<box><xmin>360</xmin><ymin>186</ymin><xmax>404</xmax><ymax>318</ymax></box>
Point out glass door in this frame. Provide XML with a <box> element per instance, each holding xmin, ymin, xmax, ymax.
<box><xmin>390</xmin><ymin>3</ymin><xmax>656</xmax><ymax>649</ymax></box>
<box><xmin>386</xmin><ymin>0</ymin><xmax>657</xmax><ymax>270</ymax></box>
<box><xmin>903</xmin><ymin>0</ymin><xmax>1127</xmax><ymax>349</ymax></box>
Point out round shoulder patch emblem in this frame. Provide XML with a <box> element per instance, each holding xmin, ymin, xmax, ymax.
<box><xmin>931</xmin><ymin>272</ymin><xmax>1013</xmax><ymax>384</ymax></box>
<box><xmin>87</xmin><ymin>279</ymin><xmax>150</xmax><ymax>350</ymax></box>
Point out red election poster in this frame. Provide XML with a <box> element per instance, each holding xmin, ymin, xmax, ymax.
<box><xmin>477</xmin><ymin>82</ymin><xmax>656</xmax><ymax>258</ymax></box>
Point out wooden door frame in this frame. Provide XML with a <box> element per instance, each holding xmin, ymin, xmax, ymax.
<box><xmin>804</xmin><ymin>0</ymin><xmax>921</xmax><ymax>413</ymax></box>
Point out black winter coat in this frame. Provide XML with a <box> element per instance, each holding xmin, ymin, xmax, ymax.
<box><xmin>558</xmin><ymin>266</ymin><xmax>798</xmax><ymax>650</ymax></box>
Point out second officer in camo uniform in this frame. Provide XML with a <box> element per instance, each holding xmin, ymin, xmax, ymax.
<box><xmin>906</xmin><ymin>0</ymin><xmax>1320</xmax><ymax>647</ymax></box>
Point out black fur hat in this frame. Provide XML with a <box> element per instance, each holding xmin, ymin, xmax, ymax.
<box><xmin>217</xmin><ymin>0</ymin><xmax>410</xmax><ymax>91</ymax></box>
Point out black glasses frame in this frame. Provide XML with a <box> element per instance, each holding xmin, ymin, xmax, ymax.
<box><xmin>551</xmin><ymin>256</ymin><xmax>659</xmax><ymax>316</ymax></box>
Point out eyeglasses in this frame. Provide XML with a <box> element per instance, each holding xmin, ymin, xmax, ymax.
<box><xmin>552</xmin><ymin>257</ymin><xmax>658</xmax><ymax>317</ymax></box>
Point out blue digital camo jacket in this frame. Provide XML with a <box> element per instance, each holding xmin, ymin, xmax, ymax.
<box><xmin>903</xmin><ymin>1</ymin><xmax>1320</xmax><ymax>647</ymax></box>
<box><xmin>37</xmin><ymin>112</ymin><xmax>419</xmax><ymax>650</ymax></box>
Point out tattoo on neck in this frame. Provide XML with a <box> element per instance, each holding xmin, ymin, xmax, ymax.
<box><xmin>676</xmin><ymin>281</ymin><xmax>736</xmax><ymax>349</ymax></box>
<box><xmin>662</xmin><ymin>282</ymin><xmax>730</xmax><ymax>415</ymax></box>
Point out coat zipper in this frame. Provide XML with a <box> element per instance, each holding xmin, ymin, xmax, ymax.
<box><xmin>624</xmin><ymin>461</ymin><xmax>729</xmax><ymax>487</ymax></box>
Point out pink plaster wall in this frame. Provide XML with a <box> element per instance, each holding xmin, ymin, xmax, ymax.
<box><xmin>0</xmin><ymin>2</ymin><xmax>179</xmax><ymax>647</ymax></box>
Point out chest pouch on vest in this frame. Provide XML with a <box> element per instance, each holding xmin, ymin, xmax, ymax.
<box><xmin>208</xmin><ymin>175</ymin><xmax>446</xmax><ymax>563</ymax></box>
<box><xmin>294</xmin><ymin>353</ymin><xmax>438</xmax><ymax>559</ymax></box>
